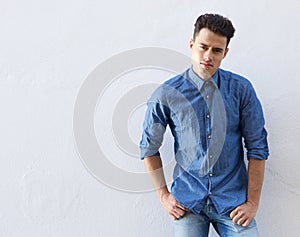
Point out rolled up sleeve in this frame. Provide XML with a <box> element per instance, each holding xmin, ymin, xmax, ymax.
<box><xmin>239</xmin><ymin>82</ymin><xmax>269</xmax><ymax>160</ymax></box>
<box><xmin>139</xmin><ymin>94</ymin><xmax>170</xmax><ymax>159</ymax></box>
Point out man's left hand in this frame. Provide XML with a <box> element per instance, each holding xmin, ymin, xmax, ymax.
<box><xmin>229</xmin><ymin>201</ymin><xmax>258</xmax><ymax>227</ymax></box>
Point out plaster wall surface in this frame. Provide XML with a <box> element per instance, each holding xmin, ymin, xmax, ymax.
<box><xmin>0</xmin><ymin>0</ymin><xmax>299</xmax><ymax>236</ymax></box>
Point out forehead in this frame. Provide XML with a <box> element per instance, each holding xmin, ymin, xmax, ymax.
<box><xmin>195</xmin><ymin>28</ymin><xmax>227</xmax><ymax>48</ymax></box>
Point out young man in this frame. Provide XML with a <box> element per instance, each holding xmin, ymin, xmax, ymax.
<box><xmin>140</xmin><ymin>13</ymin><xmax>269</xmax><ymax>236</ymax></box>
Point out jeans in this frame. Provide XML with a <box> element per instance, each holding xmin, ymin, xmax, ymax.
<box><xmin>173</xmin><ymin>198</ymin><xmax>259</xmax><ymax>237</ymax></box>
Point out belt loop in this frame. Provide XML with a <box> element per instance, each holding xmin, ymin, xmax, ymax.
<box><xmin>207</xmin><ymin>197</ymin><xmax>211</xmax><ymax>205</ymax></box>
<box><xmin>206</xmin><ymin>197</ymin><xmax>211</xmax><ymax>212</ymax></box>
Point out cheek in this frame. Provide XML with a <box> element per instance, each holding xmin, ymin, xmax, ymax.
<box><xmin>192</xmin><ymin>50</ymin><xmax>203</xmax><ymax>60</ymax></box>
<box><xmin>215</xmin><ymin>57</ymin><xmax>223</xmax><ymax>64</ymax></box>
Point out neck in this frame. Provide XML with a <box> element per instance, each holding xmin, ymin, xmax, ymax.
<box><xmin>192</xmin><ymin>65</ymin><xmax>213</xmax><ymax>80</ymax></box>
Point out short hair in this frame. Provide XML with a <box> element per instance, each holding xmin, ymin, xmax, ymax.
<box><xmin>193</xmin><ymin>13</ymin><xmax>235</xmax><ymax>47</ymax></box>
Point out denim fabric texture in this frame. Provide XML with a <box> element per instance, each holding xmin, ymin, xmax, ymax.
<box><xmin>140</xmin><ymin>67</ymin><xmax>269</xmax><ymax>215</ymax></box>
<box><xmin>173</xmin><ymin>198</ymin><xmax>259</xmax><ymax>237</ymax></box>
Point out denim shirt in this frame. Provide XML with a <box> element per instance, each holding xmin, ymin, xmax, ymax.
<box><xmin>139</xmin><ymin>67</ymin><xmax>269</xmax><ymax>215</ymax></box>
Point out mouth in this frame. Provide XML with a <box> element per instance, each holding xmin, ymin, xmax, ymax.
<box><xmin>200</xmin><ymin>62</ymin><xmax>213</xmax><ymax>68</ymax></box>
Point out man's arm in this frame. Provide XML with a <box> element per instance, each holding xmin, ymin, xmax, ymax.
<box><xmin>230</xmin><ymin>158</ymin><xmax>266</xmax><ymax>226</ymax></box>
<box><xmin>144</xmin><ymin>155</ymin><xmax>189</xmax><ymax>220</ymax></box>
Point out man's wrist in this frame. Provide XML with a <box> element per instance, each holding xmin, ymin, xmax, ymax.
<box><xmin>246</xmin><ymin>199</ymin><xmax>259</xmax><ymax>208</ymax></box>
<box><xmin>157</xmin><ymin>187</ymin><xmax>170</xmax><ymax>202</ymax></box>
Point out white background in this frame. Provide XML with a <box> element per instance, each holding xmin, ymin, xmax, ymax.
<box><xmin>1</xmin><ymin>0</ymin><xmax>300</xmax><ymax>236</ymax></box>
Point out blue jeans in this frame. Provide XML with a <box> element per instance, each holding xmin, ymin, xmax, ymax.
<box><xmin>173</xmin><ymin>198</ymin><xmax>259</xmax><ymax>237</ymax></box>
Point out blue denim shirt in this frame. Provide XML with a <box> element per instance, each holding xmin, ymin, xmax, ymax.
<box><xmin>140</xmin><ymin>67</ymin><xmax>269</xmax><ymax>215</ymax></box>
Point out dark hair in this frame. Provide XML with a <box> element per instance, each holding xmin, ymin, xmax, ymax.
<box><xmin>193</xmin><ymin>13</ymin><xmax>235</xmax><ymax>46</ymax></box>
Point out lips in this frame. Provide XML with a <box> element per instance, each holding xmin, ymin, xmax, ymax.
<box><xmin>200</xmin><ymin>62</ymin><xmax>213</xmax><ymax>68</ymax></box>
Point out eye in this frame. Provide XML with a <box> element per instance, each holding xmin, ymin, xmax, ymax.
<box><xmin>199</xmin><ymin>45</ymin><xmax>207</xmax><ymax>50</ymax></box>
<box><xmin>213</xmin><ymin>49</ymin><xmax>223</xmax><ymax>54</ymax></box>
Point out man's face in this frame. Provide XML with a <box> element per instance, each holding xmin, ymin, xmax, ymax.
<box><xmin>190</xmin><ymin>28</ymin><xmax>229</xmax><ymax>80</ymax></box>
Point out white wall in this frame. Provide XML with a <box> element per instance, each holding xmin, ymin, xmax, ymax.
<box><xmin>1</xmin><ymin>0</ymin><xmax>299</xmax><ymax>236</ymax></box>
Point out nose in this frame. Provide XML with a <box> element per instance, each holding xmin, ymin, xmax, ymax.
<box><xmin>203</xmin><ymin>49</ymin><xmax>213</xmax><ymax>61</ymax></box>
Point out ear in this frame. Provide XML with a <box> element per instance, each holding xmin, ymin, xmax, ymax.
<box><xmin>189</xmin><ymin>38</ymin><xmax>194</xmax><ymax>49</ymax></box>
<box><xmin>223</xmin><ymin>48</ymin><xmax>229</xmax><ymax>59</ymax></box>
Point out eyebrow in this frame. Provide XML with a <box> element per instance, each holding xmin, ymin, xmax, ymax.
<box><xmin>199</xmin><ymin>43</ymin><xmax>225</xmax><ymax>52</ymax></box>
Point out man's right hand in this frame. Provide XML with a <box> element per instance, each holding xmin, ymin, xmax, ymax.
<box><xmin>143</xmin><ymin>156</ymin><xmax>190</xmax><ymax>220</ymax></box>
<box><xmin>159</xmin><ymin>191</ymin><xmax>190</xmax><ymax>220</ymax></box>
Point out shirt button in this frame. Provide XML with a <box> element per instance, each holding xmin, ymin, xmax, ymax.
<box><xmin>209</xmin><ymin>173</ymin><xmax>213</xmax><ymax>177</ymax></box>
<box><xmin>208</xmin><ymin>135</ymin><xmax>211</xmax><ymax>139</ymax></box>
<box><xmin>209</xmin><ymin>154</ymin><xmax>213</xmax><ymax>159</ymax></box>
<box><xmin>206</xmin><ymin>95</ymin><xmax>209</xmax><ymax>99</ymax></box>
<box><xmin>206</xmin><ymin>114</ymin><xmax>210</xmax><ymax>119</ymax></box>
<box><xmin>209</xmin><ymin>192</ymin><xmax>212</xmax><ymax>195</ymax></box>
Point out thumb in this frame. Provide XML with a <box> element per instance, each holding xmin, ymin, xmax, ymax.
<box><xmin>229</xmin><ymin>208</ymin><xmax>238</xmax><ymax>219</ymax></box>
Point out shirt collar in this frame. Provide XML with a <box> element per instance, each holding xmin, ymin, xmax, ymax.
<box><xmin>188</xmin><ymin>67</ymin><xmax>219</xmax><ymax>90</ymax></box>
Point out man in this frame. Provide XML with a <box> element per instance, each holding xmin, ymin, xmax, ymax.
<box><xmin>140</xmin><ymin>13</ymin><xmax>269</xmax><ymax>236</ymax></box>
